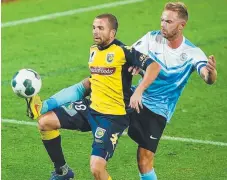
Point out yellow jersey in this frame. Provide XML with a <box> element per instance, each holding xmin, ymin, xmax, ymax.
<box><xmin>88</xmin><ymin>39</ymin><xmax>153</xmax><ymax>115</ymax></box>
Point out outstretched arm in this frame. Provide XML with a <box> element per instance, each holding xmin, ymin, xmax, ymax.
<box><xmin>200</xmin><ymin>55</ymin><xmax>217</xmax><ymax>84</ymax></box>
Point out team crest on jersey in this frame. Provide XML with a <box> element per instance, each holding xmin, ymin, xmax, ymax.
<box><xmin>106</xmin><ymin>53</ymin><xmax>114</xmax><ymax>63</ymax></box>
<box><xmin>89</xmin><ymin>51</ymin><xmax>96</xmax><ymax>63</ymax></box>
<box><xmin>95</xmin><ymin>127</ymin><xmax>106</xmax><ymax>138</ymax></box>
<box><xmin>180</xmin><ymin>53</ymin><xmax>188</xmax><ymax>61</ymax></box>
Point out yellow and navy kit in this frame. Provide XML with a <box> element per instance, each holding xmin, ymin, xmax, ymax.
<box><xmin>89</xmin><ymin>39</ymin><xmax>153</xmax><ymax>115</ymax></box>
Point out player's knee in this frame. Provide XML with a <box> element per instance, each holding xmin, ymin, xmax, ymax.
<box><xmin>38</xmin><ymin>111</ymin><xmax>60</xmax><ymax>131</ymax></box>
<box><xmin>38</xmin><ymin>116</ymin><xmax>49</xmax><ymax>130</ymax></box>
<box><xmin>138</xmin><ymin>148</ymin><xmax>154</xmax><ymax>168</ymax></box>
<box><xmin>139</xmin><ymin>157</ymin><xmax>154</xmax><ymax>168</ymax></box>
<box><xmin>90</xmin><ymin>165</ymin><xmax>104</xmax><ymax>178</ymax></box>
<box><xmin>90</xmin><ymin>156</ymin><xmax>106</xmax><ymax>177</ymax></box>
<box><xmin>38</xmin><ymin>117</ymin><xmax>45</xmax><ymax>130</ymax></box>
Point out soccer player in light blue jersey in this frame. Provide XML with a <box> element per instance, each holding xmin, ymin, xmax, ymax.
<box><xmin>128</xmin><ymin>2</ymin><xmax>217</xmax><ymax>180</ymax></box>
<box><xmin>27</xmin><ymin>2</ymin><xmax>217</xmax><ymax>180</ymax></box>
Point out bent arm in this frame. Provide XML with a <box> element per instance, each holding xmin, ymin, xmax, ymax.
<box><xmin>134</xmin><ymin>62</ymin><xmax>160</xmax><ymax>93</ymax></box>
<box><xmin>129</xmin><ymin>61</ymin><xmax>161</xmax><ymax>113</ymax></box>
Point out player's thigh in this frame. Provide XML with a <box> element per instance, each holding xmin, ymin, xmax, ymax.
<box><xmin>89</xmin><ymin>112</ymin><xmax>130</xmax><ymax>161</ymax></box>
<box><xmin>128</xmin><ymin>106</ymin><xmax>166</xmax><ymax>153</ymax></box>
<box><xmin>53</xmin><ymin>99</ymin><xmax>91</xmax><ymax>132</ymax></box>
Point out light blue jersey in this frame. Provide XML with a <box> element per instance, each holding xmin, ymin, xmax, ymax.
<box><xmin>132</xmin><ymin>30</ymin><xmax>208</xmax><ymax>121</ymax></box>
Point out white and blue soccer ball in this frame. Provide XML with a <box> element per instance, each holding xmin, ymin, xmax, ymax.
<box><xmin>11</xmin><ymin>69</ymin><xmax>42</xmax><ymax>98</ymax></box>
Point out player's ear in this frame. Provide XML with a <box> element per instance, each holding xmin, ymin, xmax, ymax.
<box><xmin>179</xmin><ymin>21</ymin><xmax>186</xmax><ymax>31</ymax></box>
<box><xmin>111</xmin><ymin>29</ymin><xmax>116</xmax><ymax>37</ymax></box>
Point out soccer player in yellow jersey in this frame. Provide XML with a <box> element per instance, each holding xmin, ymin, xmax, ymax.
<box><xmin>27</xmin><ymin>14</ymin><xmax>161</xmax><ymax>180</ymax></box>
<box><xmin>86</xmin><ymin>14</ymin><xmax>160</xmax><ymax>180</ymax></box>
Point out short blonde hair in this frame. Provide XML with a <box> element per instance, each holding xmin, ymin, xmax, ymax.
<box><xmin>164</xmin><ymin>2</ymin><xmax>188</xmax><ymax>21</ymax></box>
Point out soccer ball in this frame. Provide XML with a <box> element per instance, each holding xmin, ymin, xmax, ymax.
<box><xmin>11</xmin><ymin>69</ymin><xmax>42</xmax><ymax>98</ymax></box>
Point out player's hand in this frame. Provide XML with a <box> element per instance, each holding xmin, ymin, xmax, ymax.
<box><xmin>206</xmin><ymin>55</ymin><xmax>216</xmax><ymax>73</ymax></box>
<box><xmin>129</xmin><ymin>90</ymin><xmax>143</xmax><ymax>113</ymax></box>
<box><xmin>128</xmin><ymin>66</ymin><xmax>140</xmax><ymax>75</ymax></box>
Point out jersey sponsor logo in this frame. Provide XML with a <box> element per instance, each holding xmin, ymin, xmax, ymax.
<box><xmin>106</xmin><ymin>53</ymin><xmax>114</xmax><ymax>63</ymax></box>
<box><xmin>110</xmin><ymin>133</ymin><xmax>119</xmax><ymax>150</ymax></box>
<box><xmin>95</xmin><ymin>127</ymin><xmax>106</xmax><ymax>138</ymax></box>
<box><xmin>180</xmin><ymin>53</ymin><xmax>188</xmax><ymax>61</ymax></box>
<box><xmin>90</xmin><ymin>66</ymin><xmax>116</xmax><ymax>75</ymax></box>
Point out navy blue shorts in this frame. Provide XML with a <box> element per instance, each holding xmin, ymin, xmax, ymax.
<box><xmin>88</xmin><ymin>109</ymin><xmax>130</xmax><ymax>160</ymax></box>
<box><xmin>54</xmin><ymin>98</ymin><xmax>130</xmax><ymax>160</ymax></box>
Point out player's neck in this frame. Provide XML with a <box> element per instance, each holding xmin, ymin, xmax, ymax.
<box><xmin>98</xmin><ymin>38</ymin><xmax>115</xmax><ymax>50</ymax></box>
<box><xmin>103</xmin><ymin>38</ymin><xmax>115</xmax><ymax>47</ymax></box>
<box><xmin>167</xmin><ymin>34</ymin><xmax>183</xmax><ymax>49</ymax></box>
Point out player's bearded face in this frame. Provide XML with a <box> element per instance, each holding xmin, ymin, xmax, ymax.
<box><xmin>160</xmin><ymin>10</ymin><xmax>183</xmax><ymax>40</ymax></box>
<box><xmin>92</xmin><ymin>18</ymin><xmax>114</xmax><ymax>47</ymax></box>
